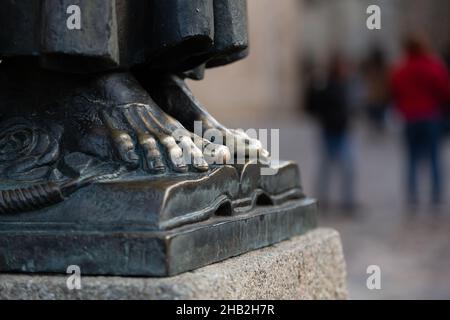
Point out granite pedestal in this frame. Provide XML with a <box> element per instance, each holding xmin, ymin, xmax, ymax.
<box><xmin>0</xmin><ymin>228</ymin><xmax>348</xmax><ymax>300</ymax></box>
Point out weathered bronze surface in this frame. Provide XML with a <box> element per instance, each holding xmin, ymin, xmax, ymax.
<box><xmin>0</xmin><ymin>162</ymin><xmax>316</xmax><ymax>276</ymax></box>
<box><xmin>0</xmin><ymin>0</ymin><xmax>317</xmax><ymax>276</ymax></box>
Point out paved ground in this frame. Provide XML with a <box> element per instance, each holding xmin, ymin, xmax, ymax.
<box><xmin>230</xmin><ymin>116</ymin><xmax>450</xmax><ymax>299</ymax></box>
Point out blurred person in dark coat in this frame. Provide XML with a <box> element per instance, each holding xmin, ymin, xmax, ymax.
<box><xmin>306</xmin><ymin>54</ymin><xmax>355</xmax><ymax>211</ymax></box>
<box><xmin>390</xmin><ymin>34</ymin><xmax>450</xmax><ymax>206</ymax></box>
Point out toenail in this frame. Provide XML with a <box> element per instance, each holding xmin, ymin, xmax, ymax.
<box><xmin>162</xmin><ymin>136</ymin><xmax>177</xmax><ymax>148</ymax></box>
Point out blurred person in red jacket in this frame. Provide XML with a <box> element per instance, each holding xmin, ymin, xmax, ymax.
<box><xmin>390</xmin><ymin>33</ymin><xmax>450</xmax><ymax>206</ymax></box>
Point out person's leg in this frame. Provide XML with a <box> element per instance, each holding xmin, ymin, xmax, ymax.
<box><xmin>428</xmin><ymin>120</ymin><xmax>443</xmax><ymax>205</ymax></box>
<box><xmin>405</xmin><ymin>122</ymin><xmax>420</xmax><ymax>205</ymax></box>
<box><xmin>316</xmin><ymin>131</ymin><xmax>335</xmax><ymax>208</ymax></box>
<box><xmin>338</xmin><ymin>132</ymin><xmax>356</xmax><ymax>208</ymax></box>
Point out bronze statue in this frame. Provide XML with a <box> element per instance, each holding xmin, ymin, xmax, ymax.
<box><xmin>0</xmin><ymin>0</ymin><xmax>266</xmax><ymax>184</ymax></box>
<box><xmin>0</xmin><ymin>0</ymin><xmax>316</xmax><ymax>276</ymax></box>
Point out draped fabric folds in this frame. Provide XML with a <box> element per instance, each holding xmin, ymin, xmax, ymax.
<box><xmin>0</xmin><ymin>0</ymin><xmax>248</xmax><ymax>73</ymax></box>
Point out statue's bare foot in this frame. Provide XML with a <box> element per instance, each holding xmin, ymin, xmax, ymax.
<box><xmin>143</xmin><ymin>74</ymin><xmax>270</xmax><ymax>165</ymax></box>
<box><xmin>0</xmin><ymin>68</ymin><xmax>231</xmax><ymax>178</ymax></box>
<box><xmin>88</xmin><ymin>73</ymin><xmax>231</xmax><ymax>173</ymax></box>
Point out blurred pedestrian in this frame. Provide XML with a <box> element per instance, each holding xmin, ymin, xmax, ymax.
<box><xmin>442</xmin><ymin>43</ymin><xmax>450</xmax><ymax>135</ymax></box>
<box><xmin>362</xmin><ymin>47</ymin><xmax>390</xmax><ymax>134</ymax></box>
<box><xmin>306</xmin><ymin>54</ymin><xmax>356</xmax><ymax>211</ymax></box>
<box><xmin>390</xmin><ymin>34</ymin><xmax>450</xmax><ymax>206</ymax></box>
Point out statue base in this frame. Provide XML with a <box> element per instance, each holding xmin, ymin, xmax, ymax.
<box><xmin>0</xmin><ymin>162</ymin><xmax>317</xmax><ymax>276</ymax></box>
<box><xmin>0</xmin><ymin>229</ymin><xmax>347</xmax><ymax>300</ymax></box>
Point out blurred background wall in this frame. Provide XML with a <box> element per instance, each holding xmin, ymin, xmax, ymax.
<box><xmin>189</xmin><ymin>0</ymin><xmax>450</xmax><ymax>124</ymax></box>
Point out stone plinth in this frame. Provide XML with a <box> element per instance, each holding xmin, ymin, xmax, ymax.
<box><xmin>0</xmin><ymin>228</ymin><xmax>347</xmax><ymax>300</ymax></box>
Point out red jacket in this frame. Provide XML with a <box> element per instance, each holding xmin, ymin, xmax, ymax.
<box><xmin>390</xmin><ymin>53</ymin><xmax>450</xmax><ymax>122</ymax></box>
